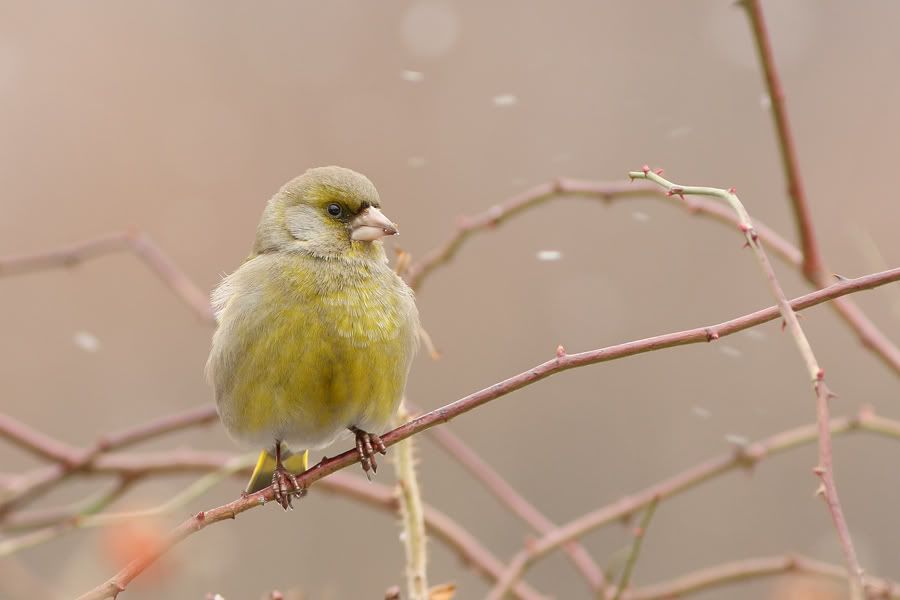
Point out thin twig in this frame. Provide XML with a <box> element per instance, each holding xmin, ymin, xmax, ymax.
<box><xmin>0</xmin><ymin>405</ymin><xmax>218</xmax><ymax>515</ymax></box>
<box><xmin>393</xmin><ymin>404</ymin><xmax>430</xmax><ymax>600</ymax></box>
<box><xmin>427</xmin><ymin>426</ymin><xmax>607</xmax><ymax>595</ymax></box>
<box><xmin>321</xmin><ymin>474</ymin><xmax>542</xmax><ymax>600</ymax></box>
<box><xmin>626</xmin><ymin>554</ymin><xmax>900</xmax><ymax>600</ymax></box>
<box><xmin>741</xmin><ymin>0</ymin><xmax>823</xmax><ymax>282</ymax></box>
<box><xmin>486</xmin><ymin>407</ymin><xmax>900</xmax><ymax>599</ymax></box>
<box><xmin>610</xmin><ymin>496</ymin><xmax>659</xmax><ymax>600</ymax></box>
<box><xmin>0</xmin><ymin>231</ymin><xmax>214</xmax><ymax>323</ymax></box>
<box><xmin>630</xmin><ymin>169</ymin><xmax>864</xmax><ymax>597</ymax></box>
<box><xmin>404</xmin><ymin>178</ymin><xmax>900</xmax><ymax>374</ymax></box>
<box><xmin>74</xmin><ymin>267</ymin><xmax>900</xmax><ymax>599</ymax></box>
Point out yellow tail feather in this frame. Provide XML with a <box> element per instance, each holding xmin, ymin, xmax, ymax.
<box><xmin>245</xmin><ymin>449</ymin><xmax>309</xmax><ymax>494</ymax></box>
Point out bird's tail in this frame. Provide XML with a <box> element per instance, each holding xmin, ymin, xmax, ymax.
<box><xmin>245</xmin><ymin>448</ymin><xmax>309</xmax><ymax>494</ymax></box>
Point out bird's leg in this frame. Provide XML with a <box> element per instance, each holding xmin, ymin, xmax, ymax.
<box><xmin>349</xmin><ymin>426</ymin><xmax>387</xmax><ymax>480</ymax></box>
<box><xmin>271</xmin><ymin>440</ymin><xmax>304</xmax><ymax>510</ymax></box>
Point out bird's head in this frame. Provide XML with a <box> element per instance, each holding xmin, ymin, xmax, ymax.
<box><xmin>253</xmin><ymin>166</ymin><xmax>399</xmax><ymax>259</ymax></box>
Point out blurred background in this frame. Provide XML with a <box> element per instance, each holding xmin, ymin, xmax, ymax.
<box><xmin>2</xmin><ymin>1</ymin><xmax>899</xmax><ymax>598</ymax></box>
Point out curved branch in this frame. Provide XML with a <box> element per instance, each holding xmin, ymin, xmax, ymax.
<box><xmin>404</xmin><ymin>178</ymin><xmax>900</xmax><ymax>374</ymax></box>
<box><xmin>76</xmin><ymin>266</ymin><xmax>900</xmax><ymax>599</ymax></box>
<box><xmin>488</xmin><ymin>408</ymin><xmax>900</xmax><ymax>598</ymax></box>
<box><xmin>626</xmin><ymin>554</ymin><xmax>899</xmax><ymax>599</ymax></box>
<box><xmin>0</xmin><ymin>231</ymin><xmax>214</xmax><ymax>323</ymax></box>
<box><xmin>427</xmin><ymin>427</ymin><xmax>606</xmax><ymax>595</ymax></box>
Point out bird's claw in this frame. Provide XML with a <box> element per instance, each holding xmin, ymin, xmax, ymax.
<box><xmin>351</xmin><ymin>427</ymin><xmax>387</xmax><ymax>480</ymax></box>
<box><xmin>272</xmin><ymin>466</ymin><xmax>305</xmax><ymax>510</ymax></box>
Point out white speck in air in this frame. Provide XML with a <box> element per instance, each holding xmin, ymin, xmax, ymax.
<box><xmin>536</xmin><ymin>250</ymin><xmax>562</xmax><ymax>262</ymax></box>
<box><xmin>492</xmin><ymin>94</ymin><xmax>518</xmax><ymax>107</ymax></box>
<box><xmin>73</xmin><ymin>331</ymin><xmax>100</xmax><ymax>353</ymax></box>
<box><xmin>401</xmin><ymin>70</ymin><xmax>424</xmax><ymax>82</ymax></box>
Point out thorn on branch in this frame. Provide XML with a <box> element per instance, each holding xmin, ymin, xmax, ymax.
<box><xmin>728</xmin><ymin>187</ymin><xmax>737</xmax><ymax>194</ymax></box>
<box><xmin>641</xmin><ymin>164</ymin><xmax>650</xmax><ymax>175</ymax></box>
<box><xmin>552</xmin><ymin>178</ymin><xmax>565</xmax><ymax>193</ymax></box>
<box><xmin>735</xmin><ymin>442</ymin><xmax>763</xmax><ymax>469</ymax></box>
<box><xmin>654</xmin><ymin>168</ymin><xmax>664</xmax><ymax>175</ymax></box>
<box><xmin>384</xmin><ymin>585</ymin><xmax>401</xmax><ymax>600</ymax></box>
<box><xmin>705</xmin><ymin>328</ymin><xmax>720</xmax><ymax>342</ymax></box>
<box><xmin>556</xmin><ymin>345</ymin><xmax>567</xmax><ymax>359</ymax></box>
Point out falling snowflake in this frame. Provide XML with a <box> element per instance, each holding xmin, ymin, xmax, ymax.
<box><xmin>401</xmin><ymin>70</ymin><xmax>424</xmax><ymax>82</ymax></box>
<box><xmin>492</xmin><ymin>94</ymin><xmax>518</xmax><ymax>107</ymax></box>
<box><xmin>73</xmin><ymin>331</ymin><xmax>100</xmax><ymax>353</ymax></box>
<box><xmin>536</xmin><ymin>250</ymin><xmax>562</xmax><ymax>262</ymax></box>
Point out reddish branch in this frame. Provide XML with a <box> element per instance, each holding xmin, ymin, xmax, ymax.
<box><xmin>626</xmin><ymin>554</ymin><xmax>899</xmax><ymax>599</ymax></box>
<box><xmin>72</xmin><ymin>267</ymin><xmax>900</xmax><ymax>599</ymax></box>
<box><xmin>0</xmin><ymin>405</ymin><xmax>218</xmax><ymax>515</ymax></box>
<box><xmin>0</xmin><ymin>230</ymin><xmax>214</xmax><ymax>323</ymax></box>
<box><xmin>632</xmin><ymin>170</ymin><xmax>864</xmax><ymax>596</ymax></box>
<box><xmin>735</xmin><ymin>3</ymin><xmax>900</xmax><ymax>375</ymax></box>
<box><xmin>742</xmin><ymin>0</ymin><xmax>823</xmax><ymax>282</ymax></box>
<box><xmin>488</xmin><ymin>407</ymin><xmax>900</xmax><ymax>598</ymax></box>
<box><xmin>2</xmin><ymin>182</ymin><xmax>897</xmax><ymax>372</ymax></box>
<box><xmin>427</xmin><ymin>427</ymin><xmax>607</xmax><ymax>595</ymax></box>
<box><xmin>404</xmin><ymin>178</ymin><xmax>900</xmax><ymax>374</ymax></box>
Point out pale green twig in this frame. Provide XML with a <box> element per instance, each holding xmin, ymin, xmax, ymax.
<box><xmin>611</xmin><ymin>496</ymin><xmax>659</xmax><ymax>600</ymax></box>
<box><xmin>628</xmin><ymin>167</ymin><xmax>864</xmax><ymax>599</ymax></box>
<box><xmin>393</xmin><ymin>403</ymin><xmax>430</xmax><ymax>600</ymax></box>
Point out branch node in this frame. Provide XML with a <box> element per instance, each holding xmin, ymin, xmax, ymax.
<box><xmin>704</xmin><ymin>328</ymin><xmax>720</xmax><ymax>342</ymax></box>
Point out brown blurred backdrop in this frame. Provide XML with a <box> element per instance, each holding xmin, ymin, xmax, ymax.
<box><xmin>1</xmin><ymin>1</ymin><xmax>899</xmax><ymax>598</ymax></box>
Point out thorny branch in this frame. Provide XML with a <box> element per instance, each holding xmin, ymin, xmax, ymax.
<box><xmin>69</xmin><ymin>266</ymin><xmax>900</xmax><ymax>599</ymax></box>
<box><xmin>630</xmin><ymin>168</ymin><xmax>865</xmax><ymax>598</ymax></box>
<box><xmin>1</xmin><ymin>169</ymin><xmax>897</xmax><ymax>598</ymax></box>
<box><xmin>741</xmin><ymin>0</ymin><xmax>823</xmax><ymax>282</ymax></box>
<box><xmin>427</xmin><ymin>426</ymin><xmax>607</xmax><ymax>595</ymax></box>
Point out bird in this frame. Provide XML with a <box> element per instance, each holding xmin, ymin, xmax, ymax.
<box><xmin>206</xmin><ymin>166</ymin><xmax>419</xmax><ymax>509</ymax></box>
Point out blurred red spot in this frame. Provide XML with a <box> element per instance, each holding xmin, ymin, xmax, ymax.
<box><xmin>103</xmin><ymin>518</ymin><xmax>175</xmax><ymax>586</ymax></box>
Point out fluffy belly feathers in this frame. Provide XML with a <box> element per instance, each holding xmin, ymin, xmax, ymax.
<box><xmin>210</xmin><ymin>256</ymin><xmax>417</xmax><ymax>450</ymax></box>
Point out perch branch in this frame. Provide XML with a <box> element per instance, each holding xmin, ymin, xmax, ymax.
<box><xmin>75</xmin><ymin>266</ymin><xmax>900</xmax><ymax>599</ymax></box>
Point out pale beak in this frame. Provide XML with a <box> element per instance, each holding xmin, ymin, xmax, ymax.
<box><xmin>350</xmin><ymin>207</ymin><xmax>399</xmax><ymax>242</ymax></box>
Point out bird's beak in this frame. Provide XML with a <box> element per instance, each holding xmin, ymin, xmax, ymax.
<box><xmin>350</xmin><ymin>207</ymin><xmax>399</xmax><ymax>242</ymax></box>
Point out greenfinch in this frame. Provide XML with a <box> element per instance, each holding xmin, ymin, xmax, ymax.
<box><xmin>206</xmin><ymin>166</ymin><xmax>419</xmax><ymax>509</ymax></box>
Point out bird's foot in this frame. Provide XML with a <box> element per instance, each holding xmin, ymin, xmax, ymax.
<box><xmin>271</xmin><ymin>465</ymin><xmax>306</xmax><ymax>510</ymax></box>
<box><xmin>350</xmin><ymin>426</ymin><xmax>387</xmax><ymax>480</ymax></box>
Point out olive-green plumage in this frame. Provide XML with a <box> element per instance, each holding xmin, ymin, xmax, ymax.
<box><xmin>206</xmin><ymin>166</ymin><xmax>419</xmax><ymax>493</ymax></box>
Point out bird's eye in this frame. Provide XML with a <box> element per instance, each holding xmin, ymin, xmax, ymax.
<box><xmin>326</xmin><ymin>203</ymin><xmax>343</xmax><ymax>217</ymax></box>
